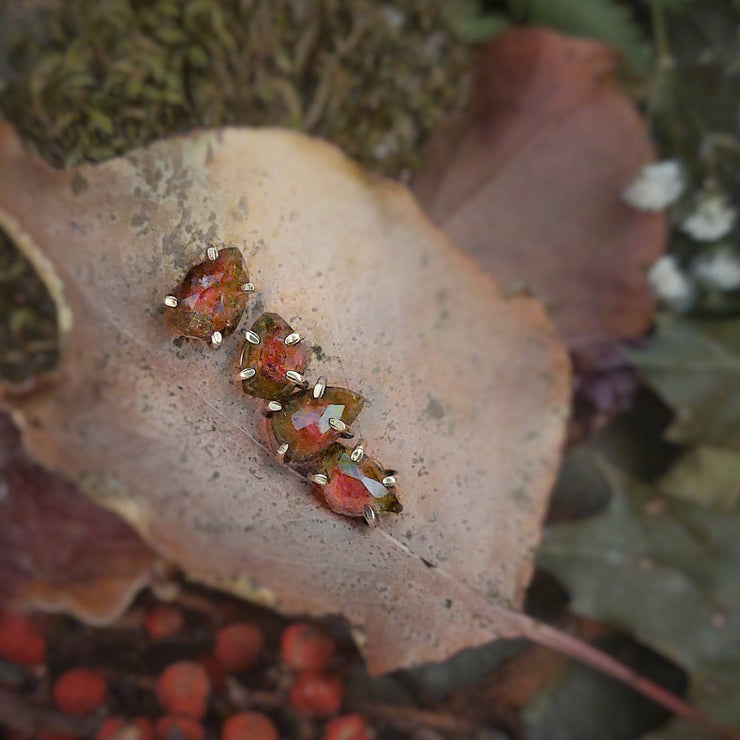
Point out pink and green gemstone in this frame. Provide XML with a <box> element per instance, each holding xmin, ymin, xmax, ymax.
<box><xmin>269</xmin><ymin>387</ymin><xmax>364</xmax><ymax>464</ymax></box>
<box><xmin>316</xmin><ymin>444</ymin><xmax>402</xmax><ymax>517</ymax></box>
<box><xmin>240</xmin><ymin>313</ymin><xmax>308</xmax><ymax>399</ymax></box>
<box><xmin>166</xmin><ymin>247</ymin><xmax>250</xmax><ymax>339</ymax></box>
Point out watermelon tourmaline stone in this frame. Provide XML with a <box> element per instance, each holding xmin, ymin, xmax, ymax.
<box><xmin>166</xmin><ymin>247</ymin><xmax>250</xmax><ymax>339</ymax></box>
<box><xmin>240</xmin><ymin>313</ymin><xmax>308</xmax><ymax>399</ymax></box>
<box><xmin>317</xmin><ymin>444</ymin><xmax>402</xmax><ymax>517</ymax></box>
<box><xmin>270</xmin><ymin>387</ymin><xmax>364</xmax><ymax>464</ymax></box>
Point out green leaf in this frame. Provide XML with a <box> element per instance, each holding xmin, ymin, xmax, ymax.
<box><xmin>522</xmin><ymin>639</ymin><xmax>672</xmax><ymax>740</ymax></box>
<box><xmin>643</xmin><ymin>718</ymin><xmax>725</xmax><ymax>740</ymax></box>
<box><xmin>657</xmin><ymin>446</ymin><xmax>740</xmax><ymax>509</ymax></box>
<box><xmin>510</xmin><ymin>0</ymin><xmax>650</xmax><ymax>74</ymax></box>
<box><xmin>444</xmin><ymin>1</ymin><xmax>512</xmax><ymax>43</ymax></box>
<box><xmin>538</xmin><ymin>453</ymin><xmax>740</xmax><ymax>729</ymax></box>
<box><xmin>631</xmin><ymin>314</ymin><xmax>740</xmax><ymax>450</ymax></box>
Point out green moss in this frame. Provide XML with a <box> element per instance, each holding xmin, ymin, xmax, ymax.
<box><xmin>0</xmin><ymin>227</ymin><xmax>58</xmax><ymax>383</ymax></box>
<box><xmin>0</xmin><ymin>0</ymin><xmax>472</xmax><ymax>179</ymax></box>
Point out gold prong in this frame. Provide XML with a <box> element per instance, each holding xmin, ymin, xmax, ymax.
<box><xmin>382</xmin><ymin>475</ymin><xmax>397</xmax><ymax>488</ymax></box>
<box><xmin>363</xmin><ymin>505</ymin><xmax>378</xmax><ymax>527</ymax></box>
<box><xmin>267</xmin><ymin>400</ymin><xmax>283</xmax><ymax>412</ymax></box>
<box><xmin>245</xmin><ymin>330</ymin><xmax>261</xmax><ymax>345</ymax></box>
<box><xmin>313</xmin><ymin>376</ymin><xmax>327</xmax><ymax>399</ymax></box>
<box><xmin>309</xmin><ymin>473</ymin><xmax>329</xmax><ymax>485</ymax></box>
<box><xmin>329</xmin><ymin>418</ymin><xmax>347</xmax><ymax>433</ymax></box>
<box><xmin>277</xmin><ymin>443</ymin><xmax>289</xmax><ymax>458</ymax></box>
<box><xmin>206</xmin><ymin>246</ymin><xmax>219</xmax><ymax>260</ymax></box>
<box><xmin>164</xmin><ymin>295</ymin><xmax>178</xmax><ymax>308</ymax></box>
<box><xmin>211</xmin><ymin>331</ymin><xmax>223</xmax><ymax>348</ymax></box>
<box><xmin>284</xmin><ymin>332</ymin><xmax>301</xmax><ymax>346</ymax></box>
<box><xmin>239</xmin><ymin>368</ymin><xmax>256</xmax><ymax>380</ymax></box>
<box><xmin>350</xmin><ymin>443</ymin><xmax>365</xmax><ymax>463</ymax></box>
<box><xmin>241</xmin><ymin>282</ymin><xmax>255</xmax><ymax>292</ymax></box>
<box><xmin>286</xmin><ymin>370</ymin><xmax>304</xmax><ymax>384</ymax></box>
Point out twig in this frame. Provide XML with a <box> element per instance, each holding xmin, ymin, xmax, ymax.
<box><xmin>522</xmin><ymin>618</ymin><xmax>740</xmax><ymax>740</ymax></box>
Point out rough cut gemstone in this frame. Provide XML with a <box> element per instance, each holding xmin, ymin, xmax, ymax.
<box><xmin>318</xmin><ymin>444</ymin><xmax>402</xmax><ymax>517</ymax></box>
<box><xmin>270</xmin><ymin>387</ymin><xmax>364</xmax><ymax>464</ymax></box>
<box><xmin>166</xmin><ymin>247</ymin><xmax>249</xmax><ymax>339</ymax></box>
<box><xmin>240</xmin><ymin>313</ymin><xmax>308</xmax><ymax>399</ymax></box>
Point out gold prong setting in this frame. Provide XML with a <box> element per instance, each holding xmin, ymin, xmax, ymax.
<box><xmin>161</xmin><ymin>249</ymin><xmax>399</xmax><ymax>524</ymax></box>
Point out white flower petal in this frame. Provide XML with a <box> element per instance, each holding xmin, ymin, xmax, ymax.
<box><xmin>622</xmin><ymin>160</ymin><xmax>685</xmax><ymax>212</ymax></box>
<box><xmin>648</xmin><ymin>255</ymin><xmax>695</xmax><ymax>312</ymax></box>
<box><xmin>692</xmin><ymin>249</ymin><xmax>740</xmax><ymax>291</ymax></box>
<box><xmin>682</xmin><ymin>193</ymin><xmax>737</xmax><ymax>241</ymax></box>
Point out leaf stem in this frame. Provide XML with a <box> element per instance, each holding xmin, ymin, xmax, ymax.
<box><xmin>522</xmin><ymin>617</ymin><xmax>740</xmax><ymax>740</ymax></box>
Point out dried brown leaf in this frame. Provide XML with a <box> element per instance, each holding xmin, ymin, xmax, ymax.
<box><xmin>414</xmin><ymin>28</ymin><xmax>667</xmax><ymax>359</ymax></box>
<box><xmin>0</xmin><ymin>412</ymin><xmax>154</xmax><ymax>621</ymax></box>
<box><xmin>0</xmin><ymin>122</ymin><xmax>570</xmax><ymax>673</ymax></box>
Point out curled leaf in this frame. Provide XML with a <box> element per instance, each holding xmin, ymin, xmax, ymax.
<box><xmin>0</xmin><ymin>412</ymin><xmax>154</xmax><ymax>621</ymax></box>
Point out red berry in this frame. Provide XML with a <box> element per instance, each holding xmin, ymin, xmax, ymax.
<box><xmin>154</xmin><ymin>716</ymin><xmax>204</xmax><ymax>740</ymax></box>
<box><xmin>144</xmin><ymin>605</ymin><xmax>184</xmax><ymax>641</ymax></box>
<box><xmin>221</xmin><ymin>712</ymin><xmax>278</xmax><ymax>740</ymax></box>
<box><xmin>198</xmin><ymin>653</ymin><xmax>227</xmax><ymax>692</ymax></box>
<box><xmin>155</xmin><ymin>661</ymin><xmax>210</xmax><ymax>719</ymax></box>
<box><xmin>289</xmin><ymin>671</ymin><xmax>343</xmax><ymax>718</ymax></box>
<box><xmin>0</xmin><ymin>611</ymin><xmax>46</xmax><ymax>666</ymax></box>
<box><xmin>214</xmin><ymin>623</ymin><xmax>264</xmax><ymax>674</ymax></box>
<box><xmin>322</xmin><ymin>715</ymin><xmax>374</xmax><ymax>740</ymax></box>
<box><xmin>53</xmin><ymin>668</ymin><xmax>107</xmax><ymax>715</ymax></box>
<box><xmin>96</xmin><ymin>717</ymin><xmax>153</xmax><ymax>740</ymax></box>
<box><xmin>280</xmin><ymin>623</ymin><xmax>336</xmax><ymax>671</ymax></box>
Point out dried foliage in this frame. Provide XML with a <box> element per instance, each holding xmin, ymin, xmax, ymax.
<box><xmin>0</xmin><ymin>122</ymin><xmax>570</xmax><ymax>673</ymax></box>
<box><xmin>415</xmin><ymin>28</ymin><xmax>666</xmax><ymax>360</ymax></box>
<box><xmin>0</xmin><ymin>412</ymin><xmax>155</xmax><ymax>621</ymax></box>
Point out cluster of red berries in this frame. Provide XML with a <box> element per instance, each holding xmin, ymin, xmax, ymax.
<box><xmin>0</xmin><ymin>608</ymin><xmax>374</xmax><ymax>740</ymax></box>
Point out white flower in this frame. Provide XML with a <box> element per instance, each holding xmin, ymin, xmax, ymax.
<box><xmin>682</xmin><ymin>193</ymin><xmax>737</xmax><ymax>241</ymax></box>
<box><xmin>648</xmin><ymin>255</ymin><xmax>695</xmax><ymax>312</ymax></box>
<box><xmin>622</xmin><ymin>160</ymin><xmax>685</xmax><ymax>212</ymax></box>
<box><xmin>692</xmin><ymin>248</ymin><xmax>740</xmax><ymax>291</ymax></box>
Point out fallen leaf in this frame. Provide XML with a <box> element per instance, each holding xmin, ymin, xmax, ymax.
<box><xmin>0</xmin><ymin>122</ymin><xmax>570</xmax><ymax>673</ymax></box>
<box><xmin>414</xmin><ymin>28</ymin><xmax>666</xmax><ymax>360</ymax></box>
<box><xmin>631</xmin><ymin>314</ymin><xmax>740</xmax><ymax>451</ymax></box>
<box><xmin>0</xmin><ymin>411</ymin><xmax>155</xmax><ymax>621</ymax></box>
<box><xmin>539</xmin><ymin>454</ymin><xmax>740</xmax><ymax>730</ymax></box>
